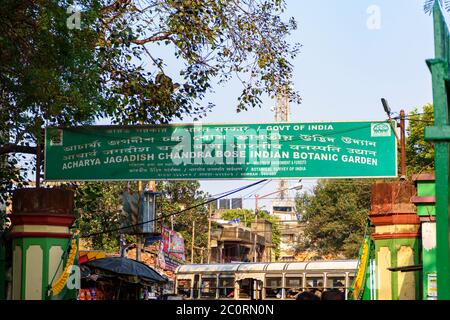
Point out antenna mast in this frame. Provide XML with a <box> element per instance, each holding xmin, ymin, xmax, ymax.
<box><xmin>275</xmin><ymin>86</ymin><xmax>290</xmax><ymax>200</ymax></box>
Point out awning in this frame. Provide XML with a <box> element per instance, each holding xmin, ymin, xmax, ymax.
<box><xmin>85</xmin><ymin>257</ymin><xmax>168</xmax><ymax>283</ymax></box>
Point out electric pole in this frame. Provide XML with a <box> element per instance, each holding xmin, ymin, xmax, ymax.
<box><xmin>275</xmin><ymin>85</ymin><xmax>290</xmax><ymax>200</ymax></box>
<box><xmin>207</xmin><ymin>204</ymin><xmax>212</xmax><ymax>264</ymax></box>
<box><xmin>381</xmin><ymin>99</ymin><xmax>407</xmax><ymax>178</ymax></box>
<box><xmin>400</xmin><ymin>109</ymin><xmax>407</xmax><ymax>178</ymax></box>
<box><xmin>137</xmin><ymin>181</ymin><xmax>142</xmax><ymax>262</ymax></box>
<box><xmin>136</xmin><ymin>120</ymin><xmax>145</xmax><ymax>262</ymax></box>
<box><xmin>35</xmin><ymin>122</ymin><xmax>43</xmax><ymax>188</ymax></box>
<box><xmin>253</xmin><ymin>232</ymin><xmax>257</xmax><ymax>263</ymax></box>
<box><xmin>191</xmin><ymin>219</ymin><xmax>195</xmax><ymax>264</ymax></box>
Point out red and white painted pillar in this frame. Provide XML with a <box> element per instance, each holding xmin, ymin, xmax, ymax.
<box><xmin>10</xmin><ymin>188</ymin><xmax>75</xmax><ymax>300</ymax></box>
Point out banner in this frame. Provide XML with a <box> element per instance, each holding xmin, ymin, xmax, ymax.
<box><xmin>45</xmin><ymin>121</ymin><xmax>397</xmax><ymax>180</ymax></box>
<box><xmin>156</xmin><ymin>227</ymin><xmax>186</xmax><ymax>271</ymax></box>
<box><xmin>161</xmin><ymin>227</ymin><xmax>186</xmax><ymax>260</ymax></box>
<box><xmin>351</xmin><ymin>237</ymin><xmax>371</xmax><ymax>300</ymax></box>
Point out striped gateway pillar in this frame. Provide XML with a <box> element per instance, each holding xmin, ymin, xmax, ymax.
<box><xmin>10</xmin><ymin>188</ymin><xmax>75</xmax><ymax>300</ymax></box>
<box><xmin>369</xmin><ymin>182</ymin><xmax>421</xmax><ymax>300</ymax></box>
<box><xmin>411</xmin><ymin>173</ymin><xmax>437</xmax><ymax>300</ymax></box>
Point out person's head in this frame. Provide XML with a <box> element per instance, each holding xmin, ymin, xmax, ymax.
<box><xmin>313</xmin><ymin>288</ymin><xmax>322</xmax><ymax>297</ymax></box>
<box><xmin>296</xmin><ymin>291</ymin><xmax>320</xmax><ymax>300</ymax></box>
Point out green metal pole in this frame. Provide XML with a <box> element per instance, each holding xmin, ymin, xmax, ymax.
<box><xmin>433</xmin><ymin>140</ymin><xmax>450</xmax><ymax>300</ymax></box>
<box><xmin>424</xmin><ymin>1</ymin><xmax>450</xmax><ymax>300</ymax></box>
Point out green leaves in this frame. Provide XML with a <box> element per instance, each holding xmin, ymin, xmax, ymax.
<box><xmin>295</xmin><ymin>180</ymin><xmax>372</xmax><ymax>259</ymax></box>
<box><xmin>99</xmin><ymin>0</ymin><xmax>300</xmax><ymax>119</ymax></box>
<box><xmin>74</xmin><ymin>180</ymin><xmax>209</xmax><ymax>257</ymax></box>
<box><xmin>406</xmin><ymin>104</ymin><xmax>435</xmax><ymax>174</ymax></box>
<box><xmin>156</xmin><ymin>180</ymin><xmax>209</xmax><ymax>263</ymax></box>
<box><xmin>75</xmin><ymin>181</ymin><xmax>129</xmax><ymax>252</ymax></box>
<box><xmin>0</xmin><ymin>1</ymin><xmax>105</xmax><ymax>201</ymax></box>
<box><xmin>1</xmin><ymin>0</ymin><xmax>299</xmax><ymax>218</ymax></box>
<box><xmin>2</xmin><ymin>0</ymin><xmax>299</xmax><ymax>141</ymax></box>
<box><xmin>424</xmin><ymin>0</ymin><xmax>450</xmax><ymax>14</ymax></box>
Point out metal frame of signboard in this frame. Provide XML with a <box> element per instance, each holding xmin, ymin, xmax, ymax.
<box><xmin>44</xmin><ymin>119</ymin><xmax>398</xmax><ymax>182</ymax></box>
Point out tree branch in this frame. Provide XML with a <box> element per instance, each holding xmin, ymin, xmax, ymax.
<box><xmin>0</xmin><ymin>144</ymin><xmax>37</xmax><ymax>155</ymax></box>
<box><xmin>132</xmin><ymin>33</ymin><xmax>173</xmax><ymax>45</ymax></box>
<box><xmin>100</xmin><ymin>0</ymin><xmax>131</xmax><ymax>14</ymax></box>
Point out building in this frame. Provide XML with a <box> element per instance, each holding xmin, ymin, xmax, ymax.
<box><xmin>271</xmin><ymin>200</ymin><xmax>304</xmax><ymax>261</ymax></box>
<box><xmin>208</xmin><ymin>198</ymin><xmax>243</xmax><ymax>218</ymax></box>
<box><xmin>209</xmin><ymin>220</ymin><xmax>273</xmax><ymax>263</ymax></box>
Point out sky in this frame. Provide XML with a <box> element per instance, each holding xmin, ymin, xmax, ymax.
<box><xmin>94</xmin><ymin>0</ymin><xmax>437</xmax><ymax>211</ymax></box>
<box><xmin>196</xmin><ymin>0</ymin><xmax>436</xmax><ymax>209</ymax></box>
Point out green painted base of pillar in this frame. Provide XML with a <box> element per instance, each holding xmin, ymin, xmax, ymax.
<box><xmin>374</xmin><ymin>238</ymin><xmax>421</xmax><ymax>300</ymax></box>
<box><xmin>422</xmin><ymin>222</ymin><xmax>437</xmax><ymax>300</ymax></box>
<box><xmin>12</xmin><ymin>237</ymin><xmax>74</xmax><ymax>300</ymax></box>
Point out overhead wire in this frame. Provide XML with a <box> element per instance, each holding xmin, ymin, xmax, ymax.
<box><xmin>186</xmin><ymin>113</ymin><xmax>434</xmax><ymax>232</ymax></box>
<box><xmin>403</xmin><ymin>117</ymin><xmax>434</xmax><ymax>124</ymax></box>
<box><xmin>77</xmin><ymin>113</ymin><xmax>426</xmax><ymax>239</ymax></box>
<box><xmin>241</xmin><ymin>179</ymin><xmax>273</xmax><ymax>199</ymax></box>
<box><xmin>404</xmin><ymin>112</ymin><xmax>434</xmax><ymax>117</ymax></box>
<box><xmin>80</xmin><ymin>179</ymin><xmax>268</xmax><ymax>238</ymax></box>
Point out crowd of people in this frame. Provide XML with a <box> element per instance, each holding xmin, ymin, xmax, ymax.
<box><xmin>295</xmin><ymin>288</ymin><xmax>345</xmax><ymax>300</ymax></box>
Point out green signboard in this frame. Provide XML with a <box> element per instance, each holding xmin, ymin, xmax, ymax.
<box><xmin>44</xmin><ymin>121</ymin><xmax>397</xmax><ymax>181</ymax></box>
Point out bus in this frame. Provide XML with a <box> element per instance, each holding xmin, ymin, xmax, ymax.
<box><xmin>174</xmin><ymin>260</ymin><xmax>357</xmax><ymax>300</ymax></box>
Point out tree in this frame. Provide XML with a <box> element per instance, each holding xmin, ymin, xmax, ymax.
<box><xmin>220</xmin><ymin>208</ymin><xmax>281</xmax><ymax>260</ymax></box>
<box><xmin>75</xmin><ymin>181</ymin><xmax>131</xmax><ymax>252</ymax></box>
<box><xmin>156</xmin><ymin>180</ymin><xmax>209</xmax><ymax>263</ymax></box>
<box><xmin>295</xmin><ymin>180</ymin><xmax>372</xmax><ymax>259</ymax></box>
<box><xmin>406</xmin><ymin>104</ymin><xmax>435</xmax><ymax>175</ymax></box>
<box><xmin>0</xmin><ymin>0</ymin><xmax>107</xmax><ymax>210</ymax></box>
<box><xmin>424</xmin><ymin>0</ymin><xmax>450</xmax><ymax>13</ymax></box>
<box><xmin>98</xmin><ymin>0</ymin><xmax>301</xmax><ymax>123</ymax></box>
<box><xmin>75</xmin><ymin>180</ymin><xmax>210</xmax><ymax>262</ymax></box>
<box><xmin>0</xmin><ymin>1</ymin><xmax>300</xmax><ymax>208</ymax></box>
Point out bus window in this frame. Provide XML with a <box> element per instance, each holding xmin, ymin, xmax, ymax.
<box><xmin>306</xmin><ymin>275</ymin><xmax>324</xmax><ymax>290</ymax></box>
<box><xmin>265</xmin><ymin>277</ymin><xmax>283</xmax><ymax>299</ymax></box>
<box><xmin>239</xmin><ymin>278</ymin><xmax>252</xmax><ymax>299</ymax></box>
<box><xmin>200</xmin><ymin>276</ymin><xmax>217</xmax><ymax>299</ymax></box>
<box><xmin>285</xmin><ymin>277</ymin><xmax>302</xmax><ymax>299</ymax></box>
<box><xmin>177</xmin><ymin>279</ymin><xmax>191</xmax><ymax>299</ymax></box>
<box><xmin>218</xmin><ymin>277</ymin><xmax>235</xmax><ymax>299</ymax></box>
<box><xmin>326</xmin><ymin>275</ymin><xmax>346</xmax><ymax>290</ymax></box>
